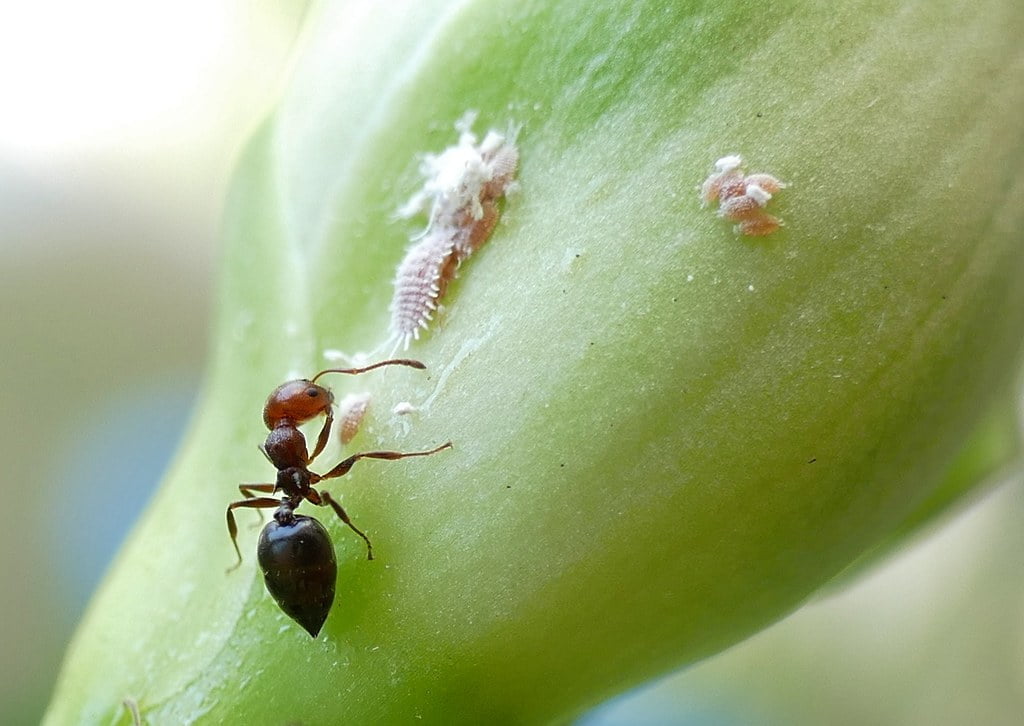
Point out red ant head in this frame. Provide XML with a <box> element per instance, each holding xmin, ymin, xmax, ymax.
<box><xmin>262</xmin><ymin>379</ymin><xmax>334</xmax><ymax>429</ymax></box>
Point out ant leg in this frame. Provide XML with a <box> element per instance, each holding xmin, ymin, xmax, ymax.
<box><xmin>122</xmin><ymin>697</ymin><xmax>142</xmax><ymax>726</ymax></box>
<box><xmin>308</xmin><ymin>406</ymin><xmax>334</xmax><ymax>465</ymax></box>
<box><xmin>239</xmin><ymin>483</ymin><xmax>276</xmax><ymax>528</ymax></box>
<box><xmin>308</xmin><ymin>488</ymin><xmax>374</xmax><ymax>560</ymax></box>
<box><xmin>226</xmin><ymin>497</ymin><xmax>281</xmax><ymax>572</ymax></box>
<box><xmin>240</xmin><ymin>483</ymin><xmax>275</xmax><ymax>496</ymax></box>
<box><xmin>313</xmin><ymin>441</ymin><xmax>453</xmax><ymax>482</ymax></box>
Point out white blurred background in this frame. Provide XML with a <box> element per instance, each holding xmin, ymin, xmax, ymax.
<box><xmin>2</xmin><ymin>2</ymin><xmax>1022</xmax><ymax>724</ymax></box>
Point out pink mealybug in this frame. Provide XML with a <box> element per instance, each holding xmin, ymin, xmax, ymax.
<box><xmin>336</xmin><ymin>391</ymin><xmax>372</xmax><ymax>445</ymax></box>
<box><xmin>735</xmin><ymin>214</ymin><xmax>783</xmax><ymax>237</ymax></box>
<box><xmin>700</xmin><ymin>155</ymin><xmax>786</xmax><ymax>237</ymax></box>
<box><xmin>743</xmin><ymin>173</ymin><xmax>786</xmax><ymax>195</ymax></box>
<box><xmin>388</xmin><ymin>113</ymin><xmax>520</xmax><ymax>350</ymax></box>
<box><xmin>700</xmin><ymin>155</ymin><xmax>744</xmax><ymax>205</ymax></box>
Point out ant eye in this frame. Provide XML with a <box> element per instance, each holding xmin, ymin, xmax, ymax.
<box><xmin>306</xmin><ymin>388</ymin><xmax>319</xmax><ymax>397</ymax></box>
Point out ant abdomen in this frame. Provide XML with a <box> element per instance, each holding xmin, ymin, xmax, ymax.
<box><xmin>257</xmin><ymin>514</ymin><xmax>337</xmax><ymax>637</ymax></box>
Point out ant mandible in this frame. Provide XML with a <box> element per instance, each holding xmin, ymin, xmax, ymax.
<box><xmin>225</xmin><ymin>357</ymin><xmax>451</xmax><ymax>636</ymax></box>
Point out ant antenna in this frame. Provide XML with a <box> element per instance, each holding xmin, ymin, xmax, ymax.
<box><xmin>311</xmin><ymin>358</ymin><xmax>426</xmax><ymax>383</ymax></box>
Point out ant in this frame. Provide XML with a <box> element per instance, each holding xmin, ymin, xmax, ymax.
<box><xmin>226</xmin><ymin>357</ymin><xmax>451</xmax><ymax>636</ymax></box>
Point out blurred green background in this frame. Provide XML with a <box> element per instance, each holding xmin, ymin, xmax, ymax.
<box><xmin>0</xmin><ymin>3</ymin><xmax>306</xmax><ymax>722</ymax></box>
<box><xmin>2</xmin><ymin>2</ymin><xmax>1022</xmax><ymax>724</ymax></box>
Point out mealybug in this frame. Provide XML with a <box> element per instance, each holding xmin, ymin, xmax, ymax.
<box><xmin>701</xmin><ymin>155</ymin><xmax>786</xmax><ymax>237</ymax></box>
<box><xmin>336</xmin><ymin>391</ymin><xmax>372</xmax><ymax>445</ymax></box>
<box><xmin>389</xmin><ymin>113</ymin><xmax>519</xmax><ymax>349</ymax></box>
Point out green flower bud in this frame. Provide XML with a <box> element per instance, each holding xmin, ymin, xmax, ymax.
<box><xmin>46</xmin><ymin>0</ymin><xmax>1024</xmax><ymax>723</ymax></box>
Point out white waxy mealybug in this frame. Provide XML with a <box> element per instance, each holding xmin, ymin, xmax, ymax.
<box><xmin>700</xmin><ymin>155</ymin><xmax>787</xmax><ymax>237</ymax></box>
<box><xmin>389</xmin><ymin>112</ymin><xmax>520</xmax><ymax>349</ymax></box>
<box><xmin>743</xmin><ymin>183</ymin><xmax>772</xmax><ymax>207</ymax></box>
<box><xmin>389</xmin><ymin>230</ymin><xmax>456</xmax><ymax>345</ymax></box>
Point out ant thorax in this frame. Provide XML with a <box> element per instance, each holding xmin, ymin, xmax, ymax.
<box><xmin>275</xmin><ymin>467</ymin><xmax>312</xmax><ymax>498</ymax></box>
<box><xmin>264</xmin><ymin>425</ymin><xmax>310</xmax><ymax>470</ymax></box>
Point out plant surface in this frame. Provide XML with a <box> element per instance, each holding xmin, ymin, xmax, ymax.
<box><xmin>46</xmin><ymin>0</ymin><xmax>1024</xmax><ymax>723</ymax></box>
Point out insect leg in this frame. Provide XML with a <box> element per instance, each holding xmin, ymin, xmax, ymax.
<box><xmin>239</xmin><ymin>483</ymin><xmax>276</xmax><ymax>496</ymax></box>
<box><xmin>308</xmin><ymin>406</ymin><xmax>334</xmax><ymax>465</ymax></box>
<box><xmin>226</xmin><ymin>496</ymin><xmax>281</xmax><ymax>572</ymax></box>
<box><xmin>308</xmin><ymin>488</ymin><xmax>374</xmax><ymax>561</ymax></box>
<box><xmin>313</xmin><ymin>441</ymin><xmax>452</xmax><ymax>482</ymax></box>
<box><xmin>239</xmin><ymin>482</ymin><xmax>277</xmax><ymax>528</ymax></box>
<box><xmin>122</xmin><ymin>697</ymin><xmax>142</xmax><ymax>726</ymax></box>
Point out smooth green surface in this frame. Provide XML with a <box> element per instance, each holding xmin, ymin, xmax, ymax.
<box><xmin>47</xmin><ymin>0</ymin><xmax>1024</xmax><ymax>723</ymax></box>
